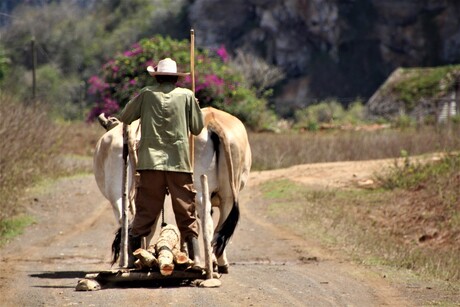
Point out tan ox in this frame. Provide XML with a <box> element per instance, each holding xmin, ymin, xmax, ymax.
<box><xmin>93</xmin><ymin>107</ymin><xmax>251</xmax><ymax>273</ymax></box>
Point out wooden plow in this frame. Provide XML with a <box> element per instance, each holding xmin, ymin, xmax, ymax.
<box><xmin>76</xmin><ymin>174</ymin><xmax>220</xmax><ymax>290</ymax></box>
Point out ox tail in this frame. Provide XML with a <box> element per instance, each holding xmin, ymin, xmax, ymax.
<box><xmin>111</xmin><ymin>227</ymin><xmax>122</xmax><ymax>266</ymax></box>
<box><xmin>212</xmin><ymin>201</ymin><xmax>240</xmax><ymax>257</ymax></box>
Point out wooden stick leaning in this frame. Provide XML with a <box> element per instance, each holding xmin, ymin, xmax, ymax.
<box><xmin>189</xmin><ymin>28</ymin><xmax>196</xmax><ymax>168</ymax></box>
<box><xmin>201</xmin><ymin>174</ymin><xmax>213</xmax><ymax>279</ymax></box>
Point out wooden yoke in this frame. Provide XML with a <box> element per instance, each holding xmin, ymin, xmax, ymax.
<box><xmin>189</xmin><ymin>28</ymin><xmax>196</xmax><ymax>168</ymax></box>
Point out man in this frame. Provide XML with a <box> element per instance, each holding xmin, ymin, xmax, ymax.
<box><xmin>117</xmin><ymin>58</ymin><xmax>204</xmax><ymax>268</ymax></box>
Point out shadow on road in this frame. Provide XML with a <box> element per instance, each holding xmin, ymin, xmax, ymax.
<box><xmin>29</xmin><ymin>271</ymin><xmax>194</xmax><ymax>289</ymax></box>
<box><xmin>30</xmin><ymin>271</ymin><xmax>89</xmax><ymax>279</ymax></box>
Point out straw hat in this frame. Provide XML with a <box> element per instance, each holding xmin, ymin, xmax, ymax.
<box><xmin>146</xmin><ymin>58</ymin><xmax>190</xmax><ymax>77</ymax></box>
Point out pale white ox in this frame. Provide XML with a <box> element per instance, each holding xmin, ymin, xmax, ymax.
<box><xmin>93</xmin><ymin>107</ymin><xmax>251</xmax><ymax>272</ymax></box>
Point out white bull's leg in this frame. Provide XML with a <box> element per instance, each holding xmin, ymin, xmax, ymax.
<box><xmin>112</xmin><ymin>198</ymin><xmax>123</xmax><ymax>226</ymax></box>
<box><xmin>215</xmin><ymin>195</ymin><xmax>234</xmax><ymax>273</ymax></box>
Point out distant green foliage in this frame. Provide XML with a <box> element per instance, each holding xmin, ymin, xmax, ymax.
<box><xmin>88</xmin><ymin>35</ymin><xmax>274</xmax><ymax>130</ymax></box>
<box><xmin>391</xmin><ymin>114</ymin><xmax>415</xmax><ymax>129</ymax></box>
<box><xmin>293</xmin><ymin>99</ymin><xmax>365</xmax><ymax>130</ymax></box>
<box><xmin>0</xmin><ymin>1</ymin><xmax>190</xmax><ymax>119</ymax></box>
<box><xmin>0</xmin><ymin>45</ymin><xmax>9</xmax><ymax>82</ymax></box>
<box><xmin>393</xmin><ymin>65</ymin><xmax>460</xmax><ymax>111</ymax></box>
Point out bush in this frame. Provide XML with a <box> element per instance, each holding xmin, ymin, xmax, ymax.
<box><xmin>34</xmin><ymin>64</ymin><xmax>85</xmax><ymax>120</ymax></box>
<box><xmin>342</xmin><ymin>100</ymin><xmax>366</xmax><ymax>125</ymax></box>
<box><xmin>392</xmin><ymin>114</ymin><xmax>415</xmax><ymax>129</ymax></box>
<box><xmin>87</xmin><ymin>35</ymin><xmax>274</xmax><ymax>130</ymax></box>
<box><xmin>293</xmin><ymin>99</ymin><xmax>348</xmax><ymax>130</ymax></box>
<box><xmin>0</xmin><ymin>45</ymin><xmax>9</xmax><ymax>83</ymax></box>
<box><xmin>294</xmin><ymin>99</ymin><xmax>367</xmax><ymax>130</ymax></box>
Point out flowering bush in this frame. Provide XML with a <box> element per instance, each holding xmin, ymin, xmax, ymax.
<box><xmin>87</xmin><ymin>36</ymin><xmax>273</xmax><ymax>129</ymax></box>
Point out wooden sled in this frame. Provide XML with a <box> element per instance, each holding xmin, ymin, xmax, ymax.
<box><xmin>76</xmin><ymin>175</ymin><xmax>220</xmax><ymax>290</ymax></box>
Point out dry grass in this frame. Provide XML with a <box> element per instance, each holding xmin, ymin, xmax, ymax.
<box><xmin>0</xmin><ymin>94</ymin><xmax>65</xmax><ymax>219</ymax></box>
<box><xmin>249</xmin><ymin>125</ymin><xmax>460</xmax><ymax>170</ymax></box>
<box><xmin>0</xmin><ymin>94</ymin><xmax>102</xmax><ymax>221</ymax></box>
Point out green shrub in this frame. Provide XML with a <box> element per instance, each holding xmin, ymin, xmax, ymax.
<box><xmin>294</xmin><ymin>99</ymin><xmax>366</xmax><ymax>130</ymax></box>
<box><xmin>343</xmin><ymin>100</ymin><xmax>366</xmax><ymax>124</ymax></box>
<box><xmin>376</xmin><ymin>152</ymin><xmax>460</xmax><ymax>192</ymax></box>
<box><xmin>392</xmin><ymin>114</ymin><xmax>415</xmax><ymax>129</ymax></box>
<box><xmin>451</xmin><ymin>114</ymin><xmax>460</xmax><ymax>124</ymax></box>
<box><xmin>0</xmin><ymin>45</ymin><xmax>9</xmax><ymax>83</ymax></box>
<box><xmin>87</xmin><ymin>35</ymin><xmax>274</xmax><ymax>130</ymax></box>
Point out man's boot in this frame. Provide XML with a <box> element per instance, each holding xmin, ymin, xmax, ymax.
<box><xmin>128</xmin><ymin>234</ymin><xmax>141</xmax><ymax>268</ymax></box>
<box><xmin>186</xmin><ymin>236</ymin><xmax>204</xmax><ymax>270</ymax></box>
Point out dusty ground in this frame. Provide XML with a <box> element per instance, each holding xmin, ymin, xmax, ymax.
<box><xmin>0</xmin><ymin>158</ymin><xmax>455</xmax><ymax>306</ymax></box>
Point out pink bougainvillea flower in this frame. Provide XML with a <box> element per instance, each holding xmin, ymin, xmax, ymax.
<box><xmin>88</xmin><ymin>75</ymin><xmax>109</xmax><ymax>95</ymax></box>
<box><xmin>206</xmin><ymin>74</ymin><xmax>224</xmax><ymax>87</ymax></box>
<box><xmin>216</xmin><ymin>45</ymin><xmax>228</xmax><ymax>62</ymax></box>
<box><xmin>123</xmin><ymin>43</ymin><xmax>144</xmax><ymax>57</ymax></box>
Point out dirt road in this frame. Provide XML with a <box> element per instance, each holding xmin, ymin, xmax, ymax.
<box><xmin>0</xmin><ymin>159</ymin><xmax>422</xmax><ymax>306</ymax></box>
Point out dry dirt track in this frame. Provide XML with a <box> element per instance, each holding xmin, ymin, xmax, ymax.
<box><xmin>0</xmin><ymin>159</ymin><xmax>426</xmax><ymax>306</ymax></box>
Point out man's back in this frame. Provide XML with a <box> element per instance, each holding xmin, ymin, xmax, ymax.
<box><xmin>119</xmin><ymin>82</ymin><xmax>203</xmax><ymax>172</ymax></box>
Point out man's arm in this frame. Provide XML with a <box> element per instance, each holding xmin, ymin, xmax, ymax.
<box><xmin>189</xmin><ymin>95</ymin><xmax>204</xmax><ymax>135</ymax></box>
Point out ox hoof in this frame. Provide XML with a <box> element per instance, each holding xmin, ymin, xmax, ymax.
<box><xmin>218</xmin><ymin>265</ymin><xmax>229</xmax><ymax>274</ymax></box>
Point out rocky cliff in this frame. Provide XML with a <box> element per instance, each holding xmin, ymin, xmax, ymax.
<box><xmin>189</xmin><ymin>0</ymin><xmax>460</xmax><ymax>116</ymax></box>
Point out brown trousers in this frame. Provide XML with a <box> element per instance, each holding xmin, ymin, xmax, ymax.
<box><xmin>131</xmin><ymin>170</ymin><xmax>198</xmax><ymax>240</ymax></box>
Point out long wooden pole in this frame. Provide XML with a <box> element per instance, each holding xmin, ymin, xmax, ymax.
<box><xmin>190</xmin><ymin>29</ymin><xmax>195</xmax><ymax>93</ymax></box>
<box><xmin>189</xmin><ymin>29</ymin><xmax>196</xmax><ymax>167</ymax></box>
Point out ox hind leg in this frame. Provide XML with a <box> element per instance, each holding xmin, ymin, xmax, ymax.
<box><xmin>213</xmin><ymin>194</ymin><xmax>238</xmax><ymax>274</ymax></box>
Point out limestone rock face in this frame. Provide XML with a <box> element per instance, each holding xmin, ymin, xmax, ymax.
<box><xmin>189</xmin><ymin>0</ymin><xmax>460</xmax><ymax>114</ymax></box>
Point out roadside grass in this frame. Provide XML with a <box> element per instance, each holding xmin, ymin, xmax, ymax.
<box><xmin>0</xmin><ymin>216</ymin><xmax>35</xmax><ymax>246</ymax></box>
<box><xmin>0</xmin><ymin>95</ymin><xmax>64</xmax><ymax>220</ymax></box>
<box><xmin>0</xmin><ymin>93</ymin><xmax>100</xmax><ymax>244</ymax></box>
<box><xmin>259</xmin><ymin>153</ymin><xmax>460</xmax><ymax>283</ymax></box>
<box><xmin>249</xmin><ymin>124</ymin><xmax>460</xmax><ymax>170</ymax></box>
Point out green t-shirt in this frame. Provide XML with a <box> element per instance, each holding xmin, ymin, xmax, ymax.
<box><xmin>118</xmin><ymin>82</ymin><xmax>204</xmax><ymax>173</ymax></box>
